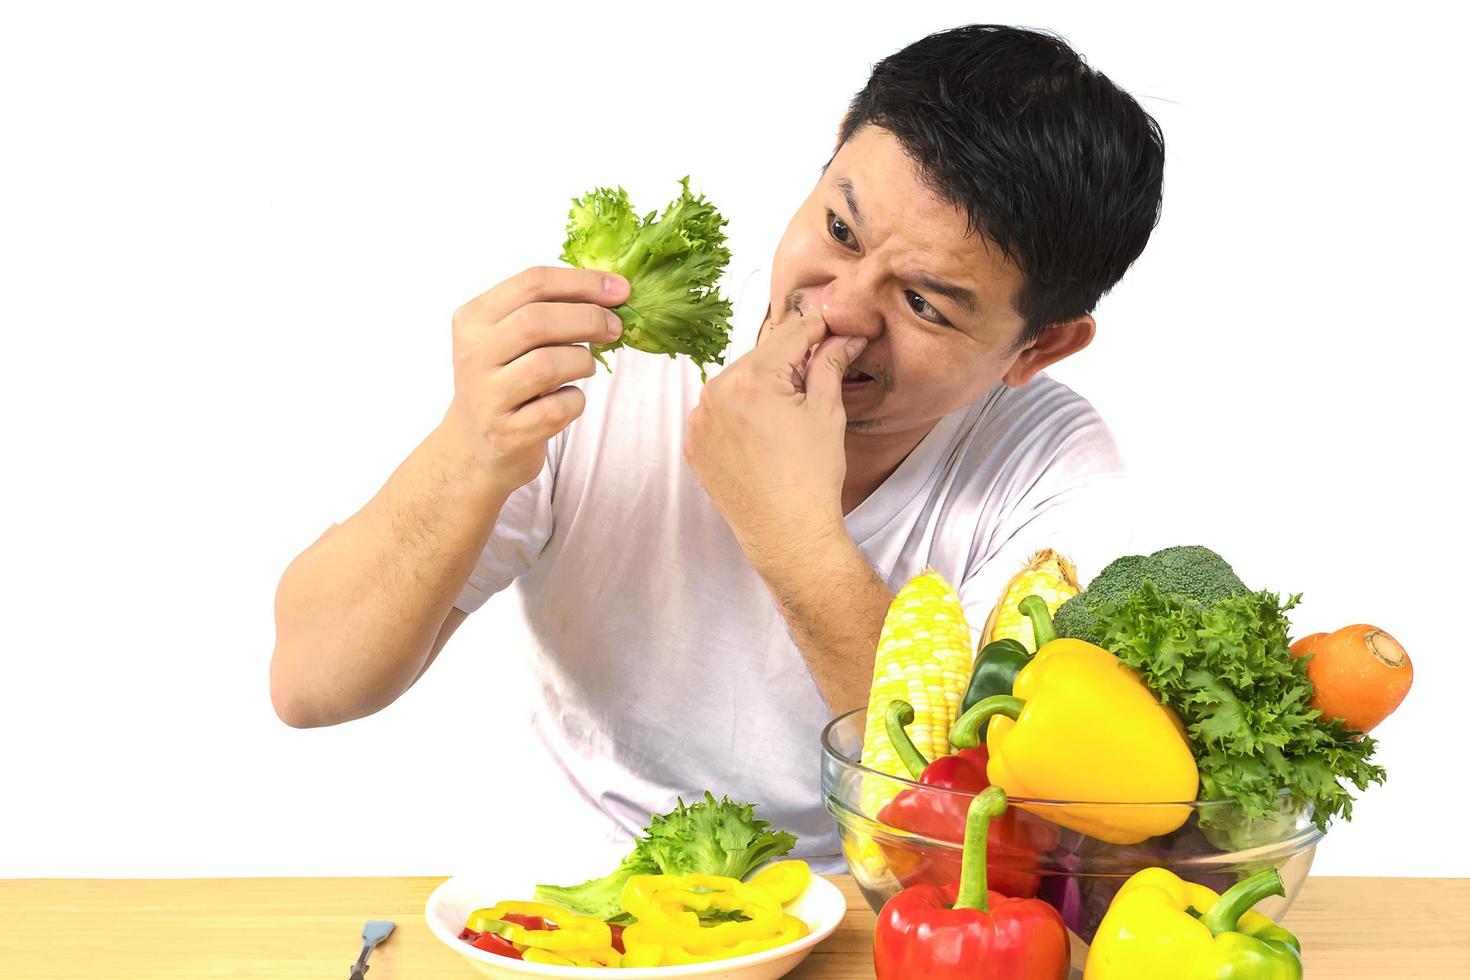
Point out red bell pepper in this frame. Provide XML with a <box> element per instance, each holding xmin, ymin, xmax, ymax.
<box><xmin>874</xmin><ymin>786</ymin><xmax>1070</xmax><ymax>980</ymax></box>
<box><xmin>875</xmin><ymin>700</ymin><xmax>1049</xmax><ymax>897</ymax></box>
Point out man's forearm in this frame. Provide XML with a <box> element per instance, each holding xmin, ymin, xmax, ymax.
<box><xmin>744</xmin><ymin>523</ymin><xmax>891</xmax><ymax>715</ymax></box>
<box><xmin>270</xmin><ymin>420</ymin><xmax>509</xmax><ymax>727</ymax></box>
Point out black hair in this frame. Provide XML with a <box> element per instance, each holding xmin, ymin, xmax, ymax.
<box><xmin>839</xmin><ymin>24</ymin><xmax>1165</xmax><ymax>348</ymax></box>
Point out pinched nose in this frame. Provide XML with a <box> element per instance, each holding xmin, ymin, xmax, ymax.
<box><xmin>814</xmin><ymin>277</ymin><xmax>883</xmax><ymax>342</ymax></box>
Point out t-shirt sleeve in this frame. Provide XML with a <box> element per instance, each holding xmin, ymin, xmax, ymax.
<box><xmin>452</xmin><ymin>444</ymin><xmax>559</xmax><ymax>615</ymax></box>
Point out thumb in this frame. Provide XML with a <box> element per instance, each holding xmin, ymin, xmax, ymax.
<box><xmin>803</xmin><ymin>335</ymin><xmax>868</xmax><ymax>404</ymax></box>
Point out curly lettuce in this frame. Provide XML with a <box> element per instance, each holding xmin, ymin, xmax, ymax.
<box><xmin>561</xmin><ymin>177</ymin><xmax>734</xmax><ymax>380</ymax></box>
<box><xmin>1095</xmin><ymin>582</ymin><xmax>1385</xmax><ymax>832</ymax></box>
<box><xmin>534</xmin><ymin>792</ymin><xmax>797</xmax><ymax>921</ymax></box>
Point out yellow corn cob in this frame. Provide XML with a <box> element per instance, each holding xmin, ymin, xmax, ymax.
<box><xmin>859</xmin><ymin>570</ymin><xmax>974</xmax><ymax>819</ymax></box>
<box><xmin>980</xmin><ymin>548</ymin><xmax>1081</xmax><ymax>651</ymax></box>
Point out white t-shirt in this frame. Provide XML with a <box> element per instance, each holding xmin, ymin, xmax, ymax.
<box><xmin>453</xmin><ymin>327</ymin><xmax>1131</xmax><ymax>874</ymax></box>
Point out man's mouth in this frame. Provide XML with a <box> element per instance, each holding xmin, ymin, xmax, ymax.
<box><xmin>842</xmin><ymin>366</ymin><xmax>879</xmax><ymax>389</ymax></box>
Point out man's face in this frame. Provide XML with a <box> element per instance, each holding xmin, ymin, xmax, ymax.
<box><xmin>763</xmin><ymin>125</ymin><xmax>1030</xmax><ymax>439</ymax></box>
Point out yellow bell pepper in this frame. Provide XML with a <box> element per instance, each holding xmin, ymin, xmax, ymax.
<box><xmin>949</xmin><ymin>630</ymin><xmax>1198</xmax><ymax>844</ymax></box>
<box><xmin>1085</xmin><ymin>867</ymin><xmax>1303</xmax><ymax>978</ymax></box>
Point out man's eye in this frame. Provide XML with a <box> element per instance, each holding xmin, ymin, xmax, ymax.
<box><xmin>906</xmin><ymin>290</ymin><xmax>946</xmax><ymax>324</ymax></box>
<box><xmin>827</xmin><ymin>210</ymin><xmax>856</xmax><ymax>248</ymax></box>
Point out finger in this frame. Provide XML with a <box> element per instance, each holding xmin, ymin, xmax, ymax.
<box><xmin>480</xmin><ymin>302</ymin><xmax>623</xmax><ymax>367</ymax></box>
<box><xmin>754</xmin><ymin>310</ymin><xmax>833</xmax><ymax>371</ymax></box>
<box><xmin>456</xmin><ymin>266</ymin><xmax>631</xmax><ymax>329</ymax></box>
<box><xmin>507</xmin><ymin>385</ymin><xmax>588</xmax><ymax>440</ymax></box>
<box><xmin>492</xmin><ymin>345</ymin><xmax>598</xmax><ymax>412</ymax></box>
<box><xmin>803</xmin><ymin>335</ymin><xmax>868</xmax><ymax>405</ymax></box>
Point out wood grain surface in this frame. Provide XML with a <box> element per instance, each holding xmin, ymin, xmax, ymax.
<box><xmin>1</xmin><ymin>874</ymin><xmax>1465</xmax><ymax>977</ymax></box>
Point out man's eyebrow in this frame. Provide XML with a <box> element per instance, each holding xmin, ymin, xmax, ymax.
<box><xmin>835</xmin><ymin>177</ymin><xmax>864</xmax><ymax>228</ymax></box>
<box><xmin>913</xmin><ymin>274</ymin><xmax>980</xmax><ymax>316</ymax></box>
<box><xmin>834</xmin><ymin>174</ymin><xmax>980</xmax><ymax>317</ymax></box>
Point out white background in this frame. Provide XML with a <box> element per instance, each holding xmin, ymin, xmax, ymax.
<box><xmin>2</xmin><ymin>1</ymin><xmax>1465</xmax><ymax>881</ymax></box>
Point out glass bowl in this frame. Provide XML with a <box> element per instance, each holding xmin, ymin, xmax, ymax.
<box><xmin>820</xmin><ymin>707</ymin><xmax>1322</xmax><ymax>945</ymax></box>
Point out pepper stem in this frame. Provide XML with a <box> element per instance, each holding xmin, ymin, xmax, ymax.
<box><xmin>949</xmin><ymin>695</ymin><xmax>1025</xmax><ymax>749</ymax></box>
<box><xmin>1200</xmin><ymin>868</ymin><xmax>1286</xmax><ymax>936</ymax></box>
<box><xmin>884</xmin><ymin>700</ymin><xmax>929</xmax><ymax>780</ymax></box>
<box><xmin>1018</xmin><ymin>594</ymin><xmax>1056</xmax><ymax>651</ymax></box>
<box><xmin>952</xmin><ymin>786</ymin><xmax>1008</xmax><ymax>912</ymax></box>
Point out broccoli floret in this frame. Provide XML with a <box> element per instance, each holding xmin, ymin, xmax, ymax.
<box><xmin>1051</xmin><ymin>595</ymin><xmax>1096</xmax><ymax>642</ymax></box>
<box><xmin>1054</xmin><ymin>546</ymin><xmax>1249</xmax><ymax>644</ymax></box>
<box><xmin>1053</xmin><ymin>554</ymin><xmax>1149</xmax><ymax>643</ymax></box>
<box><xmin>1144</xmin><ymin>545</ymin><xmax>1249</xmax><ymax>607</ymax></box>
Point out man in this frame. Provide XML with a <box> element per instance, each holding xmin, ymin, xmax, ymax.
<box><xmin>270</xmin><ymin>24</ymin><xmax>1163</xmax><ymax>869</ymax></box>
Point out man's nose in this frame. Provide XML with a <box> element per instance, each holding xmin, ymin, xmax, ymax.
<box><xmin>814</xmin><ymin>276</ymin><xmax>883</xmax><ymax>340</ymax></box>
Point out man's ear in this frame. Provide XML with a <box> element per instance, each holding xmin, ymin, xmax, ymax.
<box><xmin>1001</xmin><ymin>315</ymin><xmax>1096</xmax><ymax>387</ymax></box>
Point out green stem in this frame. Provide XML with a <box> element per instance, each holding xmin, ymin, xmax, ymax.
<box><xmin>884</xmin><ymin>700</ymin><xmax>929</xmax><ymax>780</ymax></box>
<box><xmin>1018</xmin><ymin>595</ymin><xmax>1056</xmax><ymax>651</ymax></box>
<box><xmin>1200</xmin><ymin>868</ymin><xmax>1285</xmax><ymax>936</ymax></box>
<box><xmin>952</xmin><ymin>787</ymin><xmax>1008</xmax><ymax>912</ymax></box>
<box><xmin>949</xmin><ymin>695</ymin><xmax>1024</xmax><ymax>749</ymax></box>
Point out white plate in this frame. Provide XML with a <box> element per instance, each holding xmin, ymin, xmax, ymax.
<box><xmin>425</xmin><ymin>871</ymin><xmax>848</xmax><ymax>979</ymax></box>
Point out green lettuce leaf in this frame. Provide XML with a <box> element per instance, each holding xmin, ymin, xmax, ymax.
<box><xmin>533</xmin><ymin>792</ymin><xmax>797</xmax><ymax>921</ymax></box>
<box><xmin>561</xmin><ymin>177</ymin><xmax>734</xmax><ymax>379</ymax></box>
<box><xmin>1094</xmin><ymin>582</ymin><xmax>1385</xmax><ymax>832</ymax></box>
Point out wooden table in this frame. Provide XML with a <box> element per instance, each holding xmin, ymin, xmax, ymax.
<box><xmin>2</xmin><ymin>875</ymin><xmax>1465</xmax><ymax>977</ymax></box>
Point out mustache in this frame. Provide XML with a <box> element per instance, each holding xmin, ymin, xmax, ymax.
<box><xmin>845</xmin><ymin>358</ymin><xmax>893</xmax><ymax>392</ymax></box>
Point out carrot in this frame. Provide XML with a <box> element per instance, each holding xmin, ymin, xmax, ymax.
<box><xmin>1290</xmin><ymin>625</ymin><xmax>1413</xmax><ymax>734</ymax></box>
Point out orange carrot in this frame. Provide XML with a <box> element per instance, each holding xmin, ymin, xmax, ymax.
<box><xmin>1290</xmin><ymin>625</ymin><xmax>1412</xmax><ymax>734</ymax></box>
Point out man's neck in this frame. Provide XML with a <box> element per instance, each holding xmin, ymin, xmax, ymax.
<box><xmin>840</xmin><ymin>420</ymin><xmax>940</xmax><ymax>515</ymax></box>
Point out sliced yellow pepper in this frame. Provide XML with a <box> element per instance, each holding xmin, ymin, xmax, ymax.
<box><xmin>555</xmin><ymin>945</ymin><xmax>623</xmax><ymax>968</ymax></box>
<box><xmin>469</xmin><ymin>899</ymin><xmax>611</xmax><ymax>952</ymax></box>
<box><xmin>747</xmin><ymin>859</ymin><xmax>812</xmax><ymax>904</ymax></box>
<box><xmin>616</xmin><ymin>870</ymin><xmax>806</xmax><ymax>963</ymax></box>
<box><xmin>721</xmin><ymin>913</ymin><xmax>809</xmax><ymax>958</ymax></box>
<box><xmin>618</xmin><ymin>935</ymin><xmax>665</xmax><ymax>969</ymax></box>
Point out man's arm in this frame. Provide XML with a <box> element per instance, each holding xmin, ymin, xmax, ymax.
<box><xmin>740</xmin><ymin>523</ymin><xmax>891</xmax><ymax>714</ymax></box>
<box><xmin>269</xmin><ymin>267</ymin><xmax>630</xmax><ymax>728</ymax></box>
<box><xmin>269</xmin><ymin>427</ymin><xmax>505</xmax><ymax>728</ymax></box>
<box><xmin>685</xmin><ymin>312</ymin><xmax>884</xmax><ymax>714</ymax></box>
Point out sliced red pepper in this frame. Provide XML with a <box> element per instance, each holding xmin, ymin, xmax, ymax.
<box><xmin>609</xmin><ymin>923</ymin><xmax>626</xmax><ymax>954</ymax></box>
<box><xmin>459</xmin><ymin>927</ymin><xmax>524</xmax><ymax>959</ymax></box>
